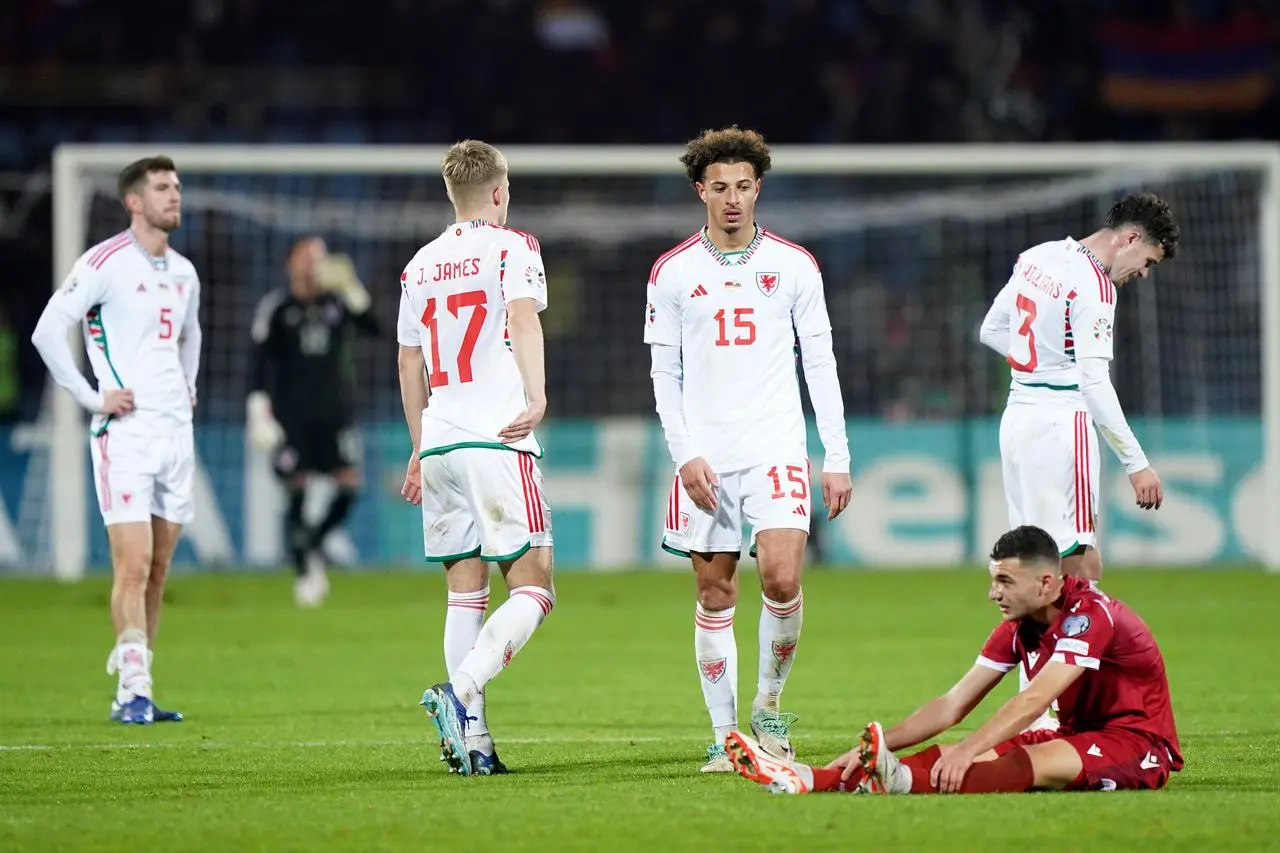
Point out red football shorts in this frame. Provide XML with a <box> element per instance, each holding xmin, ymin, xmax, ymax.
<box><xmin>994</xmin><ymin>728</ymin><xmax>1174</xmax><ymax>791</ymax></box>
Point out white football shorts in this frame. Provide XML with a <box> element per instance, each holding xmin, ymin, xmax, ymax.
<box><xmin>662</xmin><ymin>450</ymin><xmax>811</xmax><ymax>558</ymax></box>
<box><xmin>420</xmin><ymin>447</ymin><xmax>553</xmax><ymax>562</ymax></box>
<box><xmin>999</xmin><ymin>404</ymin><xmax>1099</xmax><ymax>555</ymax></box>
<box><xmin>89</xmin><ymin>427</ymin><xmax>195</xmax><ymax>527</ymax></box>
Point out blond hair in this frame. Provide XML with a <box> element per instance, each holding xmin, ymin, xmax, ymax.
<box><xmin>441</xmin><ymin>140</ymin><xmax>508</xmax><ymax>207</ymax></box>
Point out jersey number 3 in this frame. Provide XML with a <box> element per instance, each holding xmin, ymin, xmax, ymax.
<box><xmin>421</xmin><ymin>290</ymin><xmax>487</xmax><ymax>388</ymax></box>
<box><xmin>1007</xmin><ymin>293</ymin><xmax>1038</xmax><ymax>372</ymax></box>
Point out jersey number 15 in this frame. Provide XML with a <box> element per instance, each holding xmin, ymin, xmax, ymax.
<box><xmin>421</xmin><ymin>290</ymin><xmax>487</xmax><ymax>388</ymax></box>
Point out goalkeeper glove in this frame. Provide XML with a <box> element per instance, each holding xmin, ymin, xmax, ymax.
<box><xmin>315</xmin><ymin>253</ymin><xmax>371</xmax><ymax>313</ymax></box>
<box><xmin>246</xmin><ymin>391</ymin><xmax>285</xmax><ymax>453</ymax></box>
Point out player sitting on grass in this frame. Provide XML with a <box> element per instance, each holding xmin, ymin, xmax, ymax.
<box><xmin>725</xmin><ymin>525</ymin><xmax>1183</xmax><ymax>795</ymax></box>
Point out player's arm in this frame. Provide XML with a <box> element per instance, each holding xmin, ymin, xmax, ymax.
<box><xmin>826</xmin><ymin>662</ymin><xmax>1005</xmax><ymax>779</ymax></box>
<box><xmin>30</xmin><ymin>265</ymin><xmax>126</xmax><ymax>414</ymax></box>
<box><xmin>499</xmin><ymin>245</ymin><xmax>550</xmax><ymax>443</ymax></box>
<box><xmin>246</xmin><ymin>291</ymin><xmax>285</xmax><ymax>451</ymax></box>
<box><xmin>649</xmin><ymin>344</ymin><xmax>695</xmax><ymax>468</ymax></box>
<box><xmin>395</xmin><ymin>285</ymin><xmax>428</xmax><ymax>451</ymax></box>
<box><xmin>1073</xmin><ymin>294</ymin><xmax>1161</xmax><ymax>507</ymax></box>
<box><xmin>978</xmin><ymin>279</ymin><xmax>1016</xmax><ymax>355</ymax></box>
<box><xmin>792</xmin><ymin>257</ymin><xmax>852</xmax><ymax>518</ymax></box>
<box><xmin>953</xmin><ymin>662</ymin><xmax>1085</xmax><ymax>760</ymax></box>
<box><xmin>499</xmin><ymin>297</ymin><xmax>547</xmax><ymax>442</ymax></box>
<box><xmin>178</xmin><ymin>274</ymin><xmax>203</xmax><ymax>406</ymax></box>
<box><xmin>882</xmin><ymin>664</ymin><xmax>1007</xmax><ymax>751</ymax></box>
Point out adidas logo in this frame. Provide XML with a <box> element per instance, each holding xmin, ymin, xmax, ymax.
<box><xmin>136</xmin><ymin>283</ymin><xmax>147</xmax><ymax>293</ymax></box>
<box><xmin>792</xmin><ymin>505</ymin><xmax>807</xmax><ymax>516</ymax></box>
<box><xmin>690</xmin><ymin>284</ymin><xmax>708</xmax><ymax>298</ymax></box>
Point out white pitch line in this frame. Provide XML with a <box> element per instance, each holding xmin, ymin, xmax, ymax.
<box><xmin>0</xmin><ymin>730</ymin><xmax>1250</xmax><ymax>753</ymax></box>
<box><xmin>0</xmin><ymin>735</ymin><xmax>685</xmax><ymax>753</ymax></box>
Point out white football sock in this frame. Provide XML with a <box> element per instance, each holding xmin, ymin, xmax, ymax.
<box><xmin>755</xmin><ymin>590</ymin><xmax>803</xmax><ymax>712</ymax></box>
<box><xmin>695</xmin><ymin>603</ymin><xmax>738</xmax><ymax>743</ymax></box>
<box><xmin>445</xmin><ymin>586</ymin><xmax>490</xmax><ymax>736</ymax></box>
<box><xmin>110</xmin><ymin>629</ymin><xmax>152</xmax><ymax>702</ymax></box>
<box><xmin>453</xmin><ymin>586</ymin><xmax>554</xmax><ymax>706</ymax></box>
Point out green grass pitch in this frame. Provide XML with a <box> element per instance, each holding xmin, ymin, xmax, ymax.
<box><xmin>1</xmin><ymin>568</ymin><xmax>1278</xmax><ymax>852</ymax></box>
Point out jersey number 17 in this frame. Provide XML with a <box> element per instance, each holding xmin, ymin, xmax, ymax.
<box><xmin>421</xmin><ymin>289</ymin><xmax>487</xmax><ymax>388</ymax></box>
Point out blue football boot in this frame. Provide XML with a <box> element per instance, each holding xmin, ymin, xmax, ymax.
<box><xmin>420</xmin><ymin>682</ymin><xmax>473</xmax><ymax>776</ymax></box>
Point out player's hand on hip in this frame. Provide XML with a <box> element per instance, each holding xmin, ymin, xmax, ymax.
<box><xmin>824</xmin><ymin>745</ymin><xmax>863</xmax><ymax>781</ymax></box>
<box><xmin>401</xmin><ymin>452</ymin><xmax>422</xmax><ymax>505</ymax></box>
<box><xmin>930</xmin><ymin>747</ymin><xmax>976</xmax><ymax>793</ymax></box>
<box><xmin>821</xmin><ymin>472</ymin><xmax>852</xmax><ymax>520</ymax></box>
<box><xmin>99</xmin><ymin>388</ymin><xmax>134</xmax><ymax>416</ymax></box>
<box><xmin>499</xmin><ymin>397</ymin><xmax>546</xmax><ymax>443</ymax></box>
<box><xmin>679</xmin><ymin>457</ymin><xmax>718</xmax><ymax>512</ymax></box>
<box><xmin>1129</xmin><ymin>467</ymin><xmax>1163</xmax><ymax>510</ymax></box>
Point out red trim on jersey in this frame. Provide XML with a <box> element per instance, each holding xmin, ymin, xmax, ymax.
<box><xmin>88</xmin><ymin>232</ymin><xmax>131</xmax><ymax>269</ymax></box>
<box><xmin>761</xmin><ymin>230</ymin><xmax>821</xmax><ymax>270</ymax></box>
<box><xmin>519</xmin><ymin>453</ymin><xmax>546</xmax><ymax>534</ymax></box>
<box><xmin>1074</xmin><ymin>412</ymin><xmax>1094</xmax><ymax>534</ymax></box>
<box><xmin>1079</xmin><ymin>248</ymin><xmax>1115</xmax><ymax>305</ymax></box>
<box><xmin>97</xmin><ymin>433</ymin><xmax>112</xmax><ymax>511</ymax></box>
<box><xmin>648</xmin><ymin>233</ymin><xmax>701</xmax><ymax>285</ymax></box>
<box><xmin>488</xmin><ymin>224</ymin><xmax>540</xmax><ymax>254</ymax></box>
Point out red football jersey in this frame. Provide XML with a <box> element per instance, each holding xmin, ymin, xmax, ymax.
<box><xmin>976</xmin><ymin>576</ymin><xmax>1182</xmax><ymax>769</ymax></box>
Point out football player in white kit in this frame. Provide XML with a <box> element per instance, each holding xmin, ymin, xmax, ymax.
<box><xmin>397</xmin><ymin>140</ymin><xmax>555</xmax><ymax>777</ymax></box>
<box><xmin>979</xmin><ymin>191</ymin><xmax>1178</xmax><ymax>731</ymax></box>
<box><xmin>31</xmin><ymin>156</ymin><xmax>202</xmax><ymax>725</ymax></box>
<box><xmin>644</xmin><ymin>127</ymin><xmax>854</xmax><ymax>772</ymax></box>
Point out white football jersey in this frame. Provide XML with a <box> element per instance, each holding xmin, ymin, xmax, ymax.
<box><xmin>643</xmin><ymin>227</ymin><xmax>832</xmax><ymax>472</ymax></box>
<box><xmin>53</xmin><ymin>230</ymin><xmax>202</xmax><ymax>436</ymax></box>
<box><xmin>398</xmin><ymin>220</ymin><xmax>547</xmax><ymax>456</ymax></box>
<box><xmin>990</xmin><ymin>238</ymin><xmax>1117</xmax><ymax>407</ymax></box>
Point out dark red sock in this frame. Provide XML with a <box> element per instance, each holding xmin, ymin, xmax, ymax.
<box><xmin>958</xmin><ymin>746</ymin><xmax>1035</xmax><ymax>794</ymax></box>
<box><xmin>900</xmin><ymin>745</ymin><xmax>944</xmax><ymax>793</ymax></box>
<box><xmin>811</xmin><ymin>766</ymin><xmax>864</xmax><ymax>792</ymax></box>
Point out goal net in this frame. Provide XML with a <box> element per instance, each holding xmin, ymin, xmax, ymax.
<box><xmin>24</xmin><ymin>144</ymin><xmax>1279</xmax><ymax>578</ymax></box>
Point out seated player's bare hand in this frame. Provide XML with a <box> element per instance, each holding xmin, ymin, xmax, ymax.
<box><xmin>679</xmin><ymin>457</ymin><xmax>718</xmax><ymax>512</ymax></box>
<box><xmin>1129</xmin><ymin>467</ymin><xmax>1163</xmax><ymax>510</ymax></box>
<box><xmin>825</xmin><ymin>746</ymin><xmax>862</xmax><ymax>781</ymax></box>
<box><xmin>499</xmin><ymin>398</ymin><xmax>547</xmax><ymax>443</ymax></box>
<box><xmin>402</xmin><ymin>453</ymin><xmax>422</xmax><ymax>505</ymax></box>
<box><xmin>821</xmin><ymin>472</ymin><xmax>853</xmax><ymax>520</ymax></box>
<box><xmin>99</xmin><ymin>388</ymin><xmax>134</xmax><ymax>416</ymax></box>
<box><xmin>931</xmin><ymin>747</ymin><xmax>976</xmax><ymax>793</ymax></box>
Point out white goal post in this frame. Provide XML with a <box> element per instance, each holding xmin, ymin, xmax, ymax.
<box><xmin>48</xmin><ymin>142</ymin><xmax>1280</xmax><ymax>577</ymax></box>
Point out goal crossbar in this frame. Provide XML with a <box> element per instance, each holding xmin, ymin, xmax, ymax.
<box><xmin>48</xmin><ymin>142</ymin><xmax>1280</xmax><ymax>577</ymax></box>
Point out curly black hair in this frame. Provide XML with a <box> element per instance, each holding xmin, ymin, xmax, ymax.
<box><xmin>679</xmin><ymin>126</ymin><xmax>772</xmax><ymax>185</ymax></box>
<box><xmin>1105</xmin><ymin>192</ymin><xmax>1180</xmax><ymax>260</ymax></box>
<box><xmin>990</xmin><ymin>525</ymin><xmax>1061</xmax><ymax>569</ymax></box>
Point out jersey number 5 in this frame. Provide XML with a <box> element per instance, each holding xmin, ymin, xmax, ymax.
<box><xmin>714</xmin><ymin>307</ymin><xmax>756</xmax><ymax>347</ymax></box>
<box><xmin>158</xmin><ymin>307</ymin><xmax>173</xmax><ymax>340</ymax></box>
<box><xmin>1006</xmin><ymin>293</ymin><xmax>1038</xmax><ymax>372</ymax></box>
<box><xmin>421</xmin><ymin>290</ymin><xmax>487</xmax><ymax>388</ymax></box>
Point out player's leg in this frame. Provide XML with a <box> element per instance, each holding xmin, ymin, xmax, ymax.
<box><xmin>1061</xmin><ymin>414</ymin><xmax>1104</xmax><ymax>581</ymax></box>
<box><xmin>742</xmin><ymin>456</ymin><xmax>811</xmax><ymax>759</ymax></box>
<box><xmin>306</xmin><ymin>424</ymin><xmax>362</xmax><ymax>563</ymax></box>
<box><xmin>145</xmin><ymin>515</ymin><xmax>185</xmax><ymax>722</ymax></box>
<box><xmin>416</xmin><ymin>452</ymin><xmax>491</xmax><ymax>772</ymax></box>
<box><xmin>440</xmin><ymin>555</ymin><xmax>494</xmax><ymax>769</ymax></box>
<box><xmin>420</xmin><ymin>449</ymin><xmax>556</xmax><ymax>776</ymax></box>
<box><xmin>92</xmin><ymin>430</ymin><xmax>160</xmax><ymax>724</ymax></box>
<box><xmin>142</xmin><ymin>431</ymin><xmax>196</xmax><ymax>722</ymax></box>
<box><xmin>665</xmin><ymin>469</ymin><xmax>744</xmax><ymax>771</ymax></box>
<box><xmin>273</xmin><ymin>427</ymin><xmax>325</xmax><ymax>606</ymax></box>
